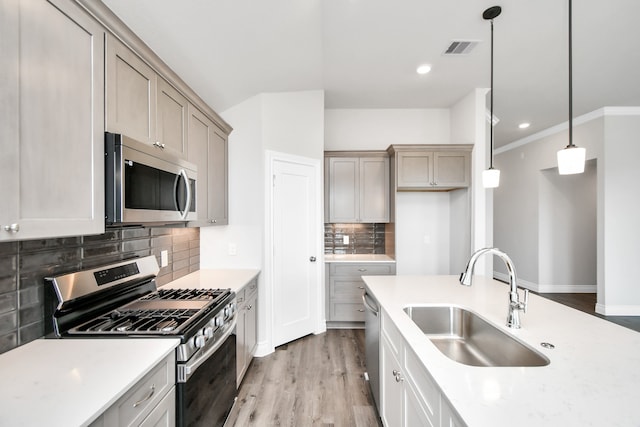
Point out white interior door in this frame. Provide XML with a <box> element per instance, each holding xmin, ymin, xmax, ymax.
<box><xmin>272</xmin><ymin>158</ymin><xmax>319</xmax><ymax>347</ymax></box>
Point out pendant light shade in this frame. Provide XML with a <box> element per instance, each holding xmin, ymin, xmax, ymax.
<box><xmin>483</xmin><ymin>6</ymin><xmax>501</xmax><ymax>188</ymax></box>
<box><xmin>557</xmin><ymin>0</ymin><xmax>586</xmax><ymax>175</ymax></box>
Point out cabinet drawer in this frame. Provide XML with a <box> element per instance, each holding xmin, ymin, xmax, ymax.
<box><xmin>331</xmin><ymin>263</ymin><xmax>395</xmax><ymax>277</ymax></box>
<box><xmin>102</xmin><ymin>352</ymin><xmax>175</xmax><ymax>427</ymax></box>
<box><xmin>381</xmin><ymin>310</ymin><xmax>403</xmax><ymax>359</ymax></box>
<box><xmin>331</xmin><ymin>302</ymin><xmax>366</xmax><ymax>322</ymax></box>
<box><xmin>330</xmin><ymin>278</ymin><xmax>366</xmax><ymax>300</ymax></box>
<box><xmin>245</xmin><ymin>278</ymin><xmax>258</xmax><ymax>299</ymax></box>
<box><xmin>236</xmin><ymin>287</ymin><xmax>246</xmax><ymax>305</ymax></box>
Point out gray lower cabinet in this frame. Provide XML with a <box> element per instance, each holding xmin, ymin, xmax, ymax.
<box><xmin>325</xmin><ymin>154</ymin><xmax>390</xmax><ymax>223</ymax></box>
<box><xmin>0</xmin><ymin>0</ymin><xmax>105</xmax><ymax>241</ymax></box>
<box><xmin>90</xmin><ymin>352</ymin><xmax>176</xmax><ymax>427</ymax></box>
<box><xmin>326</xmin><ymin>262</ymin><xmax>396</xmax><ymax>324</ymax></box>
<box><xmin>106</xmin><ymin>34</ymin><xmax>189</xmax><ymax>159</ymax></box>
<box><xmin>187</xmin><ymin>104</ymin><xmax>229</xmax><ymax>226</ymax></box>
<box><xmin>236</xmin><ymin>278</ymin><xmax>258</xmax><ymax>386</ymax></box>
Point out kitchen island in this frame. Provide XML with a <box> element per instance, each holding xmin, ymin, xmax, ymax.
<box><xmin>363</xmin><ymin>274</ymin><xmax>640</xmax><ymax>426</ymax></box>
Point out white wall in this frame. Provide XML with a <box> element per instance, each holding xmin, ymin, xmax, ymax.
<box><xmin>494</xmin><ymin>107</ymin><xmax>640</xmax><ymax>315</ymax></box>
<box><xmin>324</xmin><ymin>108</ymin><xmax>450</xmax><ymax>150</ymax></box>
<box><xmin>200</xmin><ymin>90</ymin><xmax>325</xmax><ymax>356</ymax></box>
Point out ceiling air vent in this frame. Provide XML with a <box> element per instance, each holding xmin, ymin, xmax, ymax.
<box><xmin>443</xmin><ymin>40</ymin><xmax>479</xmax><ymax>55</ymax></box>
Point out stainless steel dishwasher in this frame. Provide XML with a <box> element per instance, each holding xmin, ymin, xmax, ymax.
<box><xmin>362</xmin><ymin>289</ymin><xmax>381</xmax><ymax>412</ymax></box>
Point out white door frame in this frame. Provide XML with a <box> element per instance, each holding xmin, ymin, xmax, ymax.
<box><xmin>258</xmin><ymin>150</ymin><xmax>325</xmax><ymax>356</ymax></box>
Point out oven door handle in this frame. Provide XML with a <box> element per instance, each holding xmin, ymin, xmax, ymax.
<box><xmin>179</xmin><ymin>317</ymin><xmax>237</xmax><ymax>383</ymax></box>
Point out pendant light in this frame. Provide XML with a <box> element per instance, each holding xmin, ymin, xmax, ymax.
<box><xmin>557</xmin><ymin>0</ymin><xmax>586</xmax><ymax>174</ymax></box>
<box><xmin>482</xmin><ymin>6</ymin><xmax>501</xmax><ymax>188</ymax></box>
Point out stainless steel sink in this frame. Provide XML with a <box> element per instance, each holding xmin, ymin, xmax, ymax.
<box><xmin>403</xmin><ymin>305</ymin><xmax>550</xmax><ymax>367</ymax></box>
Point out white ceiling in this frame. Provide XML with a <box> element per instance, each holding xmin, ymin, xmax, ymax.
<box><xmin>102</xmin><ymin>0</ymin><xmax>640</xmax><ymax>147</ymax></box>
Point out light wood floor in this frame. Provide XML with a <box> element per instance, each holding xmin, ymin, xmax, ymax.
<box><xmin>224</xmin><ymin>329</ymin><xmax>381</xmax><ymax>427</ymax></box>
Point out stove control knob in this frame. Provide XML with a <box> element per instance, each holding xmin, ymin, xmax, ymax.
<box><xmin>224</xmin><ymin>306</ymin><xmax>230</xmax><ymax>318</ymax></box>
<box><xmin>194</xmin><ymin>334</ymin><xmax>206</xmax><ymax>349</ymax></box>
<box><xmin>203</xmin><ymin>326</ymin><xmax>214</xmax><ymax>338</ymax></box>
<box><xmin>215</xmin><ymin>316</ymin><xmax>224</xmax><ymax>327</ymax></box>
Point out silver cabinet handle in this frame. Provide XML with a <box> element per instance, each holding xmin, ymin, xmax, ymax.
<box><xmin>3</xmin><ymin>224</ymin><xmax>19</xmax><ymax>233</ymax></box>
<box><xmin>357</xmin><ymin>268</ymin><xmax>367</xmax><ymax>272</ymax></box>
<box><xmin>133</xmin><ymin>384</ymin><xmax>155</xmax><ymax>408</ymax></box>
<box><xmin>153</xmin><ymin>141</ymin><xmax>166</xmax><ymax>149</ymax></box>
<box><xmin>247</xmin><ymin>305</ymin><xmax>253</xmax><ymax>310</ymax></box>
<box><xmin>357</xmin><ymin>309</ymin><xmax>364</xmax><ymax>312</ymax></box>
<box><xmin>211</xmin><ymin>219</ymin><xmax>217</xmax><ymax>223</ymax></box>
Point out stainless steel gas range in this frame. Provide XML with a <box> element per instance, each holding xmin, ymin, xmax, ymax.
<box><xmin>45</xmin><ymin>256</ymin><xmax>237</xmax><ymax>427</ymax></box>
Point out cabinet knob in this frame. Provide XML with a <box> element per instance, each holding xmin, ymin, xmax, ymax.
<box><xmin>3</xmin><ymin>223</ymin><xmax>19</xmax><ymax>233</ymax></box>
<box><xmin>153</xmin><ymin>141</ymin><xmax>166</xmax><ymax>149</ymax></box>
<box><xmin>357</xmin><ymin>268</ymin><xmax>367</xmax><ymax>272</ymax></box>
<box><xmin>210</xmin><ymin>219</ymin><xmax>217</xmax><ymax>223</ymax></box>
<box><xmin>309</xmin><ymin>256</ymin><xmax>317</xmax><ymax>262</ymax></box>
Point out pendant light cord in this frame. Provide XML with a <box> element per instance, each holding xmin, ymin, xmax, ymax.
<box><xmin>489</xmin><ymin>17</ymin><xmax>495</xmax><ymax>168</ymax></box>
<box><xmin>568</xmin><ymin>0</ymin><xmax>574</xmax><ymax>148</ymax></box>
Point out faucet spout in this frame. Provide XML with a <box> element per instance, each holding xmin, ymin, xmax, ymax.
<box><xmin>459</xmin><ymin>247</ymin><xmax>529</xmax><ymax>328</ymax></box>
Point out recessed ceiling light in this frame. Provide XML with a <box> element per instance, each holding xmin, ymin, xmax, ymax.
<box><xmin>416</xmin><ymin>64</ymin><xmax>432</xmax><ymax>75</ymax></box>
<box><xmin>518</xmin><ymin>122</ymin><xmax>530</xmax><ymax>129</ymax></box>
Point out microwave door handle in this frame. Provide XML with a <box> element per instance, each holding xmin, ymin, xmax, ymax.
<box><xmin>178</xmin><ymin>169</ymin><xmax>191</xmax><ymax>220</ymax></box>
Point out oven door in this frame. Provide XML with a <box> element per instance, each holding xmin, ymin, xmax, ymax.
<box><xmin>176</xmin><ymin>318</ymin><xmax>237</xmax><ymax>427</ymax></box>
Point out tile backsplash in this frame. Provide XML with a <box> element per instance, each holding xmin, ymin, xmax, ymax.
<box><xmin>324</xmin><ymin>223</ymin><xmax>386</xmax><ymax>254</ymax></box>
<box><xmin>0</xmin><ymin>227</ymin><xmax>199</xmax><ymax>354</ymax></box>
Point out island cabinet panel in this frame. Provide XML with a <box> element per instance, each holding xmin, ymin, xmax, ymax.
<box><xmin>187</xmin><ymin>104</ymin><xmax>229</xmax><ymax>226</ymax></box>
<box><xmin>325</xmin><ymin>153</ymin><xmax>390</xmax><ymax>223</ymax></box>
<box><xmin>0</xmin><ymin>0</ymin><xmax>105</xmax><ymax>241</ymax></box>
<box><xmin>325</xmin><ymin>262</ymin><xmax>395</xmax><ymax>325</ymax></box>
<box><xmin>390</xmin><ymin>145</ymin><xmax>472</xmax><ymax>191</ymax></box>
<box><xmin>380</xmin><ymin>310</ymin><xmax>465</xmax><ymax>427</ymax></box>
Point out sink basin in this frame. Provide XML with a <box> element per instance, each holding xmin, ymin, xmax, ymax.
<box><xmin>403</xmin><ymin>305</ymin><xmax>550</xmax><ymax>367</ymax></box>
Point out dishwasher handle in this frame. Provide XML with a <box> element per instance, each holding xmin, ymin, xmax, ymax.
<box><xmin>362</xmin><ymin>292</ymin><xmax>379</xmax><ymax>316</ymax></box>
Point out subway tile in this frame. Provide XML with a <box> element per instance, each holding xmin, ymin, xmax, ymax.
<box><xmin>173</xmin><ymin>250</ymin><xmax>190</xmax><ymax>262</ymax></box>
<box><xmin>0</xmin><ymin>332</ymin><xmax>17</xmax><ymax>354</ymax></box>
<box><xmin>151</xmin><ymin>235</ymin><xmax>172</xmax><ymax>249</ymax></box>
<box><xmin>172</xmin><ymin>267</ymin><xmax>190</xmax><ymax>281</ymax></box>
<box><xmin>82</xmin><ymin>242</ymin><xmax>120</xmax><ymax>259</ymax></box>
<box><xmin>0</xmin><ymin>311</ymin><xmax>17</xmax><ymax>334</ymax></box>
<box><xmin>83</xmin><ymin>229</ymin><xmax>120</xmax><ymax>242</ymax></box>
<box><xmin>0</xmin><ymin>241</ymin><xmax>18</xmax><ymax>256</ymax></box>
<box><xmin>189</xmin><ymin>263</ymin><xmax>199</xmax><ymax>273</ymax></box>
<box><xmin>18</xmin><ymin>321</ymin><xmax>43</xmax><ymax>346</ymax></box>
<box><xmin>172</xmin><ymin>258</ymin><xmax>190</xmax><ymax>272</ymax></box>
<box><xmin>19</xmin><ymin>304</ymin><xmax>43</xmax><ymax>326</ymax></box>
<box><xmin>151</xmin><ymin>227</ymin><xmax>172</xmax><ymax>237</ymax></box>
<box><xmin>155</xmin><ymin>273</ymin><xmax>172</xmax><ymax>287</ymax></box>
<box><xmin>20</xmin><ymin>248</ymin><xmax>81</xmax><ymax>272</ymax></box>
<box><xmin>122</xmin><ymin>228</ymin><xmax>151</xmax><ymax>239</ymax></box>
<box><xmin>121</xmin><ymin>238</ymin><xmax>151</xmax><ymax>253</ymax></box>
<box><xmin>0</xmin><ymin>293</ymin><xmax>17</xmax><ymax>315</ymax></box>
<box><xmin>172</xmin><ymin>242</ymin><xmax>190</xmax><ymax>253</ymax></box>
<box><xmin>20</xmin><ymin>237</ymin><xmax>81</xmax><ymax>252</ymax></box>
<box><xmin>19</xmin><ymin>284</ymin><xmax>43</xmax><ymax>308</ymax></box>
<box><xmin>0</xmin><ymin>274</ymin><xmax>17</xmax><ymax>295</ymax></box>
<box><xmin>19</xmin><ymin>264</ymin><xmax>80</xmax><ymax>290</ymax></box>
<box><xmin>81</xmin><ymin>254</ymin><xmax>123</xmax><ymax>270</ymax></box>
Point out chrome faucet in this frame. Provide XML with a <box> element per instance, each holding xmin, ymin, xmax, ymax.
<box><xmin>459</xmin><ymin>247</ymin><xmax>529</xmax><ymax>329</ymax></box>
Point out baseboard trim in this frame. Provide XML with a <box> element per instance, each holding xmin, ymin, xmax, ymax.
<box><xmin>595</xmin><ymin>303</ymin><xmax>640</xmax><ymax>316</ymax></box>
<box><xmin>254</xmin><ymin>341</ymin><xmax>274</xmax><ymax>358</ymax></box>
<box><xmin>493</xmin><ymin>272</ymin><xmax>596</xmax><ymax>293</ymax></box>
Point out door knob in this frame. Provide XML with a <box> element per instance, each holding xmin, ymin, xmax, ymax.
<box><xmin>309</xmin><ymin>256</ymin><xmax>316</xmax><ymax>262</ymax></box>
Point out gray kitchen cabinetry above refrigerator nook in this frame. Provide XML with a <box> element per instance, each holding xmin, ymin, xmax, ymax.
<box><xmin>325</xmin><ymin>152</ymin><xmax>390</xmax><ymax>223</ymax></box>
<box><xmin>0</xmin><ymin>0</ymin><xmax>105</xmax><ymax>241</ymax></box>
<box><xmin>106</xmin><ymin>34</ymin><xmax>188</xmax><ymax>159</ymax></box>
<box><xmin>187</xmin><ymin>105</ymin><xmax>229</xmax><ymax>226</ymax></box>
<box><xmin>325</xmin><ymin>261</ymin><xmax>396</xmax><ymax>326</ymax></box>
<box><xmin>389</xmin><ymin>145</ymin><xmax>472</xmax><ymax>191</ymax></box>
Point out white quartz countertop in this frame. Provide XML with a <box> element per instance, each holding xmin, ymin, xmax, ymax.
<box><xmin>0</xmin><ymin>338</ymin><xmax>179</xmax><ymax>427</ymax></box>
<box><xmin>362</xmin><ymin>274</ymin><xmax>640</xmax><ymax>426</ymax></box>
<box><xmin>324</xmin><ymin>254</ymin><xmax>395</xmax><ymax>263</ymax></box>
<box><xmin>161</xmin><ymin>269</ymin><xmax>260</xmax><ymax>293</ymax></box>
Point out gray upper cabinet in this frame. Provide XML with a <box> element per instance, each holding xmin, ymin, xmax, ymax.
<box><xmin>106</xmin><ymin>35</ymin><xmax>188</xmax><ymax>159</ymax></box>
<box><xmin>0</xmin><ymin>0</ymin><xmax>105</xmax><ymax>241</ymax></box>
<box><xmin>187</xmin><ymin>104</ymin><xmax>228</xmax><ymax>226</ymax></box>
<box><xmin>105</xmin><ymin>34</ymin><xmax>156</xmax><ymax>145</ymax></box>
<box><xmin>156</xmin><ymin>77</ymin><xmax>188</xmax><ymax>158</ymax></box>
<box><xmin>325</xmin><ymin>153</ymin><xmax>389</xmax><ymax>223</ymax></box>
<box><xmin>391</xmin><ymin>145</ymin><xmax>472</xmax><ymax>191</ymax></box>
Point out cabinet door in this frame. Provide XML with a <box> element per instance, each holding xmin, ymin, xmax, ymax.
<box><xmin>209</xmin><ymin>128</ymin><xmax>229</xmax><ymax>225</ymax></box>
<box><xmin>381</xmin><ymin>334</ymin><xmax>403</xmax><ymax>427</ymax></box>
<box><xmin>328</xmin><ymin>157</ymin><xmax>359</xmax><ymax>222</ymax></box>
<box><xmin>187</xmin><ymin>105</ymin><xmax>228</xmax><ymax>225</ymax></box>
<box><xmin>157</xmin><ymin>77</ymin><xmax>188</xmax><ymax>158</ymax></box>
<box><xmin>1</xmin><ymin>0</ymin><xmax>105</xmax><ymax>241</ymax></box>
<box><xmin>236</xmin><ymin>300</ymin><xmax>247</xmax><ymax>386</ymax></box>
<box><xmin>433</xmin><ymin>151</ymin><xmax>470</xmax><ymax>188</ymax></box>
<box><xmin>396</xmin><ymin>152</ymin><xmax>433</xmax><ymax>189</ymax></box>
<box><xmin>404</xmin><ymin>380</ymin><xmax>436</xmax><ymax>427</ymax></box>
<box><xmin>246</xmin><ymin>291</ymin><xmax>257</xmax><ymax>356</ymax></box>
<box><xmin>139</xmin><ymin>387</ymin><xmax>176</xmax><ymax>427</ymax></box>
<box><xmin>106</xmin><ymin>34</ymin><xmax>157</xmax><ymax>144</ymax></box>
<box><xmin>360</xmin><ymin>157</ymin><xmax>389</xmax><ymax>222</ymax></box>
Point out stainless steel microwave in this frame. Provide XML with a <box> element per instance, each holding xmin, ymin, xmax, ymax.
<box><xmin>105</xmin><ymin>132</ymin><xmax>197</xmax><ymax>225</ymax></box>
